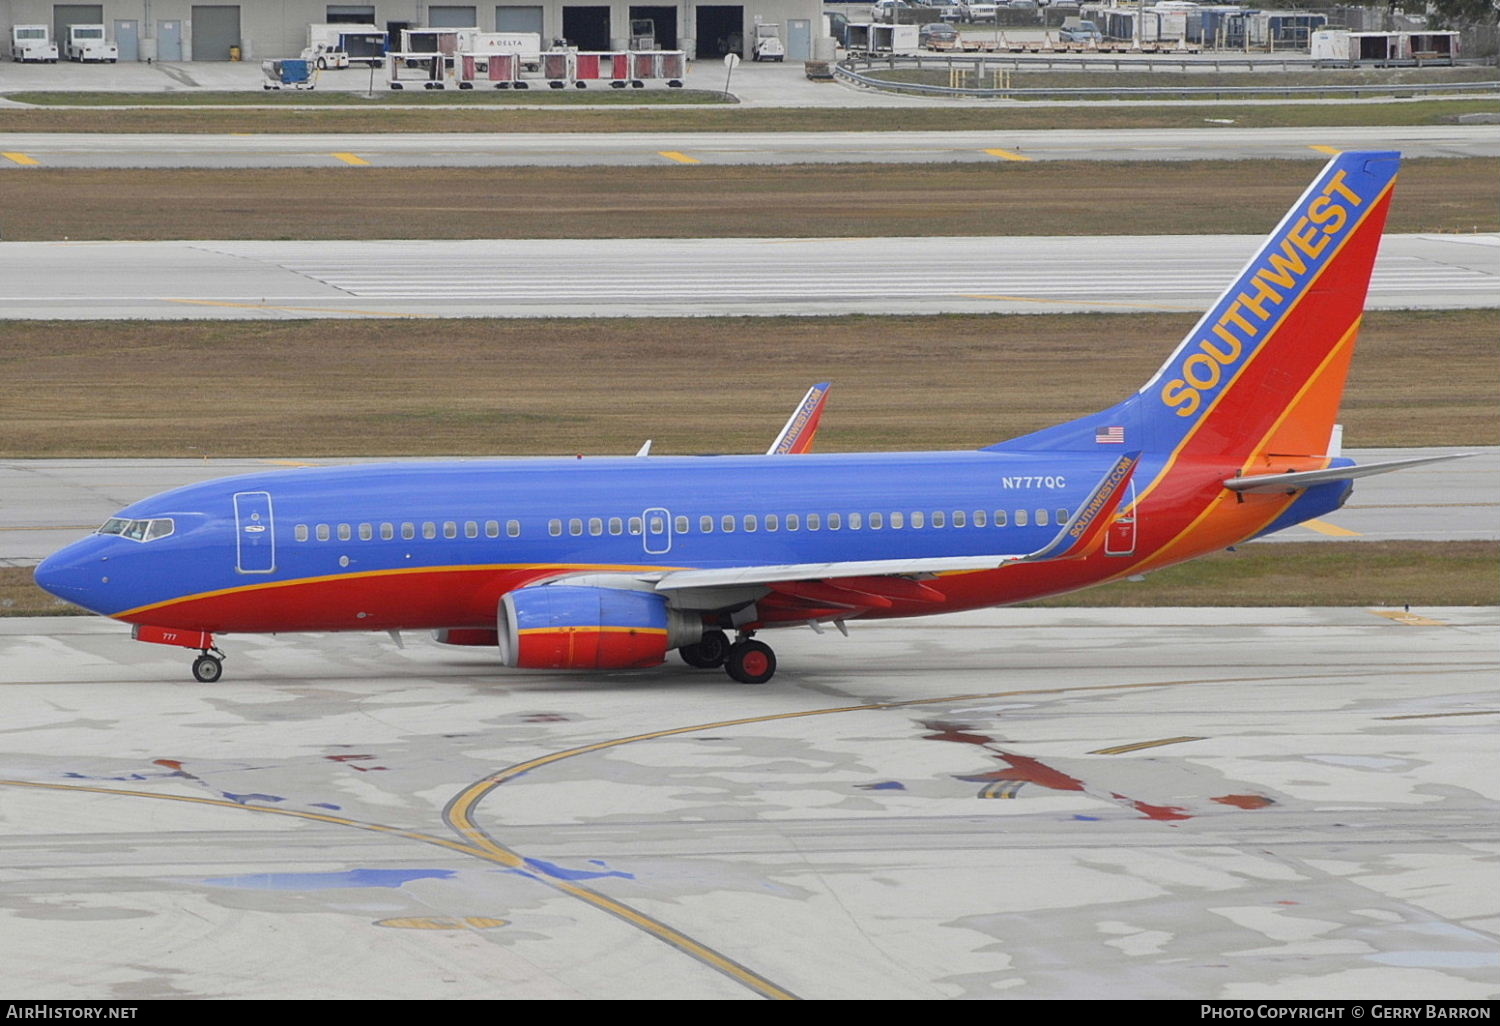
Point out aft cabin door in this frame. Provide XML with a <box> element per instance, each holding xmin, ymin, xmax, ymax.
<box><xmin>642</xmin><ymin>507</ymin><xmax>672</xmax><ymax>555</ymax></box>
<box><xmin>1104</xmin><ymin>481</ymin><xmax>1137</xmax><ymax>556</ymax></box>
<box><xmin>233</xmin><ymin>491</ymin><xmax>276</xmax><ymax>573</ymax></box>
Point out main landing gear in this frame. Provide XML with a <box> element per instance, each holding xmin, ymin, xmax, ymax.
<box><xmin>679</xmin><ymin>630</ymin><xmax>777</xmax><ymax>684</ymax></box>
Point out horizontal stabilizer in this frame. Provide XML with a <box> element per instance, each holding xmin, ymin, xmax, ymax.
<box><xmin>1224</xmin><ymin>453</ymin><xmax>1473</xmax><ymax>494</ymax></box>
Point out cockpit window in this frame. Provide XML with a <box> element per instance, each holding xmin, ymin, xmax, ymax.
<box><xmin>97</xmin><ymin>517</ymin><xmax>176</xmax><ymax>542</ymax></box>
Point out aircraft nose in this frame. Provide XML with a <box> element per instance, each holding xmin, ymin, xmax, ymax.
<box><xmin>34</xmin><ymin>543</ymin><xmax>104</xmax><ymax>605</ymax></box>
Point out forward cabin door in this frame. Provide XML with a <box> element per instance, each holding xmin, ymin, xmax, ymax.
<box><xmin>233</xmin><ymin>491</ymin><xmax>276</xmax><ymax>573</ymax></box>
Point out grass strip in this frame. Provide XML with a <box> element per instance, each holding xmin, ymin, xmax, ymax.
<box><xmin>0</xmin><ymin>158</ymin><xmax>1492</xmax><ymax>241</ymax></box>
<box><xmin>1</xmin><ymin>310</ymin><xmax>1493</xmax><ymax>458</ymax></box>
<box><xmin>0</xmin><ymin>98</ymin><xmax>1494</xmax><ymax>133</ymax></box>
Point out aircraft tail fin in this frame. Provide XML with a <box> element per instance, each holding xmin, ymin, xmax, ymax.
<box><xmin>988</xmin><ymin>150</ymin><xmax>1400</xmax><ymax>466</ymax></box>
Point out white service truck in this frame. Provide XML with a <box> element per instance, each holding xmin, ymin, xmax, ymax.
<box><xmin>66</xmin><ymin>24</ymin><xmax>118</xmax><ymax>62</ymax></box>
<box><xmin>304</xmin><ymin>23</ymin><xmax>387</xmax><ymax>67</ymax></box>
<box><xmin>11</xmin><ymin>25</ymin><xmax>59</xmax><ymax>62</ymax></box>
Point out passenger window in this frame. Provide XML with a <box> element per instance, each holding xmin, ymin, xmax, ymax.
<box><xmin>338</xmin><ymin>523</ymin><xmax>352</xmax><ymax>541</ymax></box>
<box><xmin>1016</xmin><ymin>510</ymin><xmax>1029</xmax><ymax>526</ymax></box>
<box><xmin>953</xmin><ymin>511</ymin><xmax>966</xmax><ymax>528</ymax></box>
<box><xmin>629</xmin><ymin>517</ymin><xmax>643</xmax><ymax>536</ymax></box>
<box><xmin>422</xmin><ymin>522</ymin><xmax>438</xmax><ymax>540</ymax></box>
<box><xmin>974</xmin><ymin>511</ymin><xmax>987</xmax><ymax>528</ymax></box>
<box><xmin>911</xmin><ymin>511</ymin><xmax>924</xmax><ymax>529</ymax></box>
<box><xmin>891</xmin><ymin>512</ymin><xmax>904</xmax><ymax>529</ymax></box>
<box><xmin>994</xmin><ymin>510</ymin><xmax>1007</xmax><ymax>527</ymax></box>
<box><xmin>443</xmin><ymin>521</ymin><xmax>458</xmax><ymax>539</ymax></box>
<box><xmin>786</xmin><ymin>513</ymin><xmax>800</xmax><ymax>531</ymax></box>
<box><xmin>869</xmin><ymin>512</ymin><xmax>883</xmax><ymax>530</ymax></box>
<box><xmin>765</xmin><ymin>514</ymin><xmax>778</xmax><ymax>532</ymax></box>
<box><xmin>743</xmin><ymin>514</ymin><xmax>757</xmax><ymax>533</ymax></box>
<box><xmin>648</xmin><ymin>513</ymin><xmax>666</xmax><ymax>534</ymax></box>
<box><xmin>675</xmin><ymin>516</ymin><xmax>689</xmax><ymax>534</ymax></box>
<box><xmin>485</xmin><ymin>520</ymin><xmax>500</xmax><ymax>538</ymax></box>
<box><xmin>1036</xmin><ymin>509</ymin><xmax>1049</xmax><ymax>527</ymax></box>
<box><xmin>465</xmin><ymin>521</ymin><xmax>479</xmax><ymax>539</ymax></box>
<box><xmin>1057</xmin><ymin>508</ymin><xmax>1069</xmax><ymax>523</ymax></box>
<box><xmin>609</xmin><ymin>517</ymin><xmax>623</xmax><ymax>536</ymax></box>
<box><xmin>721</xmin><ymin>515</ymin><xmax>735</xmax><ymax>533</ymax></box>
<box><xmin>848</xmin><ymin>513</ymin><xmax>862</xmax><ymax>530</ymax></box>
<box><xmin>807</xmin><ymin>513</ymin><xmax>821</xmax><ymax>531</ymax></box>
<box><xmin>569</xmin><ymin>518</ymin><xmax>583</xmax><ymax>537</ymax></box>
<box><xmin>700</xmin><ymin>515</ymin><xmax>714</xmax><ymax>533</ymax></box>
<box><xmin>589</xmin><ymin>517</ymin><xmax>603</xmax><ymax>536</ymax></box>
<box><xmin>316</xmin><ymin>524</ymin><xmax>331</xmax><ymax>541</ymax></box>
<box><xmin>402</xmin><ymin>522</ymin><xmax>416</xmax><ymax>540</ymax></box>
<box><xmin>932</xmin><ymin>511</ymin><xmax>945</xmax><ymax>528</ymax></box>
<box><xmin>295</xmin><ymin>524</ymin><xmax>309</xmax><ymax>542</ymax></box>
<box><xmin>828</xmin><ymin>513</ymin><xmax>841</xmax><ymax>531</ymax></box>
<box><xmin>381</xmin><ymin>523</ymin><xmax>395</xmax><ymax>540</ymax></box>
<box><xmin>359</xmin><ymin>523</ymin><xmax>374</xmax><ymax>541</ymax></box>
<box><xmin>548</xmin><ymin>519</ymin><xmax>562</xmax><ymax>537</ymax></box>
<box><xmin>507</xmin><ymin>520</ymin><xmax>521</xmax><ymax>538</ymax></box>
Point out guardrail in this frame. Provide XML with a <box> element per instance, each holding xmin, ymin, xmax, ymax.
<box><xmin>835</xmin><ymin>56</ymin><xmax>1500</xmax><ymax>99</ymax></box>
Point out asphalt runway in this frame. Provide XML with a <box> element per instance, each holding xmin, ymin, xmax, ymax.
<box><xmin>2</xmin><ymin>124</ymin><xmax>1497</xmax><ymax>169</ymax></box>
<box><xmin>0</xmin><ymin>605</ymin><xmax>1494</xmax><ymax>999</ymax></box>
<box><xmin>1</xmin><ymin>448</ymin><xmax>1493</xmax><ymax>569</ymax></box>
<box><xmin>1</xmin><ymin>233</ymin><xmax>1494</xmax><ymax>320</ymax></box>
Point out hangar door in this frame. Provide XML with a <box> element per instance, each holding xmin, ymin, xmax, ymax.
<box><xmin>190</xmin><ymin>5</ymin><xmax>241</xmax><ymax>60</ymax></box>
<box><xmin>497</xmin><ymin>6</ymin><xmax>545</xmax><ymax>36</ymax></box>
<box><xmin>562</xmin><ymin>7</ymin><xmax>610</xmax><ymax>50</ymax></box>
<box><xmin>629</xmin><ymin>6</ymin><xmax>678</xmax><ymax>49</ymax></box>
<box><xmin>54</xmin><ymin>5</ymin><xmax>104</xmax><ymax>52</ymax></box>
<box><xmin>696</xmin><ymin>6</ymin><xmax>744</xmax><ymax>58</ymax></box>
<box><xmin>326</xmin><ymin>5</ymin><xmax>377</xmax><ymax>24</ymax></box>
<box><xmin>430</xmin><ymin>6</ymin><xmax>479</xmax><ymax>27</ymax></box>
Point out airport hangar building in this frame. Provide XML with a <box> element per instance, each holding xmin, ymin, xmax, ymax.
<box><xmin>0</xmin><ymin>0</ymin><xmax>827</xmax><ymax>62</ymax></box>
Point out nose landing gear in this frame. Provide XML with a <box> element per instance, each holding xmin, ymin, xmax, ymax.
<box><xmin>191</xmin><ymin>649</ymin><xmax>225</xmax><ymax>683</ymax></box>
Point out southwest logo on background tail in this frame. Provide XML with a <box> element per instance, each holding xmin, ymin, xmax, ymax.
<box><xmin>992</xmin><ymin>149</ymin><xmax>1400</xmax><ymax>466</ymax></box>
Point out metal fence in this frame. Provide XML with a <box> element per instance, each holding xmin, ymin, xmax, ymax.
<box><xmin>836</xmin><ymin>54</ymin><xmax>1500</xmax><ymax>98</ymax></box>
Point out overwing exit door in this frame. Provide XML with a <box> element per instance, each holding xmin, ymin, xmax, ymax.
<box><xmin>642</xmin><ymin>507</ymin><xmax>672</xmax><ymax>555</ymax></box>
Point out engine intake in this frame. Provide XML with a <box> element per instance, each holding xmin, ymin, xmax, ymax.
<box><xmin>498</xmin><ymin>585</ymin><xmax>701</xmax><ymax>670</ymax></box>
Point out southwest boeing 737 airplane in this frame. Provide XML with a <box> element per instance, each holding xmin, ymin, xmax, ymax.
<box><xmin>36</xmin><ymin>151</ymin><xmax>1466</xmax><ymax>685</ymax></box>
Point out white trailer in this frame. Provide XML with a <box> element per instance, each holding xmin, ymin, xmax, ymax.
<box><xmin>66</xmin><ymin>24</ymin><xmax>118</xmax><ymax>63</ymax></box>
<box><xmin>10</xmin><ymin>24</ymin><xmax>59</xmax><ymax>62</ymax></box>
<box><xmin>471</xmin><ymin>31</ymin><xmax>542</xmax><ymax>71</ymax></box>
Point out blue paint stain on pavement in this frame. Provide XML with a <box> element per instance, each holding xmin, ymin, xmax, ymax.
<box><xmin>1073</xmin><ymin>815</ymin><xmax>1101</xmax><ymax>821</ymax></box>
<box><xmin>857</xmin><ymin>781</ymin><xmax>906</xmax><ymax>790</ymax></box>
<box><xmin>517</xmin><ymin>858</ymin><xmax>634</xmax><ymax>882</ymax></box>
<box><xmin>221</xmin><ymin>792</ymin><xmax>286</xmax><ymax>805</ymax></box>
<box><xmin>202</xmin><ymin>868</ymin><xmax>456</xmax><ymax>890</ymax></box>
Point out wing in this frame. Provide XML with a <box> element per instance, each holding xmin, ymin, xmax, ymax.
<box><xmin>652</xmin><ymin>452</ymin><xmax>1141</xmax><ymax>594</ymax></box>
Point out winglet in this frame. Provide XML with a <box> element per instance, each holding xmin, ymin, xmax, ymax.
<box><xmin>767</xmin><ymin>383</ymin><xmax>831</xmax><ymax>455</ymax></box>
<box><xmin>1022</xmin><ymin>452</ymin><xmax>1140</xmax><ymax>562</ymax></box>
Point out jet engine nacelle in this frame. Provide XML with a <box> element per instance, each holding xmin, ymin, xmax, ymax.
<box><xmin>498</xmin><ymin>585</ymin><xmax>701</xmax><ymax>670</ymax></box>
